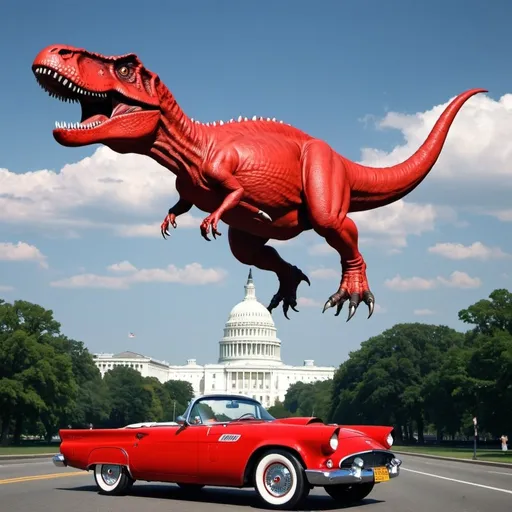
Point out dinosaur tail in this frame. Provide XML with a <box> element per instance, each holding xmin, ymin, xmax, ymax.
<box><xmin>344</xmin><ymin>88</ymin><xmax>487</xmax><ymax>212</ymax></box>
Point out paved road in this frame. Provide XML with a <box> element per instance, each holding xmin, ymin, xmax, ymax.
<box><xmin>1</xmin><ymin>454</ymin><xmax>511</xmax><ymax>511</ymax></box>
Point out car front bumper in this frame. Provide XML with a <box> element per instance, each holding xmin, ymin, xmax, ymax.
<box><xmin>52</xmin><ymin>453</ymin><xmax>67</xmax><ymax>467</ymax></box>
<box><xmin>305</xmin><ymin>456</ymin><xmax>401</xmax><ymax>486</ymax></box>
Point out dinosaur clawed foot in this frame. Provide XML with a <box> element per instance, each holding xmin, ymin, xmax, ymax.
<box><xmin>200</xmin><ymin>214</ymin><xmax>222</xmax><ymax>241</ymax></box>
<box><xmin>161</xmin><ymin>212</ymin><xmax>177</xmax><ymax>239</ymax></box>
<box><xmin>267</xmin><ymin>266</ymin><xmax>311</xmax><ymax>320</ymax></box>
<box><xmin>322</xmin><ymin>269</ymin><xmax>375</xmax><ymax>321</ymax></box>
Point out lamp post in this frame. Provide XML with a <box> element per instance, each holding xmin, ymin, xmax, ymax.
<box><xmin>173</xmin><ymin>400</ymin><xmax>176</xmax><ymax>422</ymax></box>
<box><xmin>472</xmin><ymin>416</ymin><xmax>478</xmax><ymax>460</ymax></box>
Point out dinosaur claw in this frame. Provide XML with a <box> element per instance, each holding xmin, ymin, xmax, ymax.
<box><xmin>334</xmin><ymin>300</ymin><xmax>345</xmax><ymax>317</ymax></box>
<box><xmin>257</xmin><ymin>210</ymin><xmax>273</xmax><ymax>222</ymax></box>
<box><xmin>362</xmin><ymin>290</ymin><xmax>375</xmax><ymax>319</ymax></box>
<box><xmin>303</xmin><ymin>275</ymin><xmax>311</xmax><ymax>286</ymax></box>
<box><xmin>347</xmin><ymin>303</ymin><xmax>357</xmax><ymax>322</ymax></box>
<box><xmin>322</xmin><ymin>299</ymin><xmax>333</xmax><ymax>313</ymax></box>
<box><xmin>291</xmin><ymin>305</ymin><xmax>299</xmax><ymax>313</ymax></box>
<box><xmin>367</xmin><ymin>300</ymin><xmax>374</xmax><ymax>319</ymax></box>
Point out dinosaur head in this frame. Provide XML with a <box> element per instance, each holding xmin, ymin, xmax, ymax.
<box><xmin>32</xmin><ymin>45</ymin><xmax>161</xmax><ymax>153</ymax></box>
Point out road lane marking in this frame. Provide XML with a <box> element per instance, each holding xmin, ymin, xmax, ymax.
<box><xmin>401</xmin><ymin>468</ymin><xmax>512</xmax><ymax>495</ymax></box>
<box><xmin>0</xmin><ymin>471</ymin><xmax>84</xmax><ymax>485</ymax></box>
<box><xmin>488</xmin><ymin>471</ymin><xmax>512</xmax><ymax>476</ymax></box>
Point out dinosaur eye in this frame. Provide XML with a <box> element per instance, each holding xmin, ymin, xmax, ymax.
<box><xmin>117</xmin><ymin>65</ymin><xmax>130</xmax><ymax>77</ymax></box>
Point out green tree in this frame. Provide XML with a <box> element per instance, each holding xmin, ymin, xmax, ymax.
<box><xmin>329</xmin><ymin>323</ymin><xmax>464</xmax><ymax>442</ymax></box>
<box><xmin>0</xmin><ymin>300</ymin><xmax>78</xmax><ymax>444</ymax></box>
<box><xmin>103</xmin><ymin>366</ymin><xmax>155</xmax><ymax>427</ymax></box>
<box><xmin>163</xmin><ymin>380</ymin><xmax>194</xmax><ymax>417</ymax></box>
<box><xmin>267</xmin><ymin>400</ymin><xmax>289</xmax><ymax>418</ymax></box>
<box><xmin>459</xmin><ymin>289</ymin><xmax>512</xmax><ymax>336</ymax></box>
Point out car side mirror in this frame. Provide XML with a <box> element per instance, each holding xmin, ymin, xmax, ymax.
<box><xmin>176</xmin><ymin>415</ymin><xmax>189</xmax><ymax>427</ymax></box>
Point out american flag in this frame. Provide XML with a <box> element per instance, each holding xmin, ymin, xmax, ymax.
<box><xmin>128</xmin><ymin>332</ymin><xmax>135</xmax><ymax>338</ymax></box>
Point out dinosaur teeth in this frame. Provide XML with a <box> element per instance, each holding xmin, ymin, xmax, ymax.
<box><xmin>55</xmin><ymin>120</ymin><xmax>103</xmax><ymax>130</ymax></box>
<box><xmin>34</xmin><ymin>67</ymin><xmax>108</xmax><ymax>100</ymax></box>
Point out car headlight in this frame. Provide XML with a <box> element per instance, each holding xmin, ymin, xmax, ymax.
<box><xmin>387</xmin><ymin>433</ymin><xmax>394</xmax><ymax>447</ymax></box>
<box><xmin>329</xmin><ymin>432</ymin><xmax>339</xmax><ymax>450</ymax></box>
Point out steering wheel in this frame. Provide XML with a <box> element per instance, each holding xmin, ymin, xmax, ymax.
<box><xmin>234</xmin><ymin>413</ymin><xmax>256</xmax><ymax>421</ymax></box>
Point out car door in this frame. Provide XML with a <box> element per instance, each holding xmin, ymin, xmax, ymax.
<box><xmin>128</xmin><ymin>425</ymin><xmax>204</xmax><ymax>482</ymax></box>
<box><xmin>199</xmin><ymin>422</ymin><xmax>263</xmax><ymax>486</ymax></box>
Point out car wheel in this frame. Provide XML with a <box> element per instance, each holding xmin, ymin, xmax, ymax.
<box><xmin>93</xmin><ymin>464</ymin><xmax>133</xmax><ymax>495</ymax></box>
<box><xmin>177</xmin><ymin>483</ymin><xmax>205</xmax><ymax>492</ymax></box>
<box><xmin>324</xmin><ymin>481</ymin><xmax>375</xmax><ymax>503</ymax></box>
<box><xmin>253</xmin><ymin>449</ymin><xmax>309</xmax><ymax>510</ymax></box>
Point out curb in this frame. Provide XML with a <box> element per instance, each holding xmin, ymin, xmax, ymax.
<box><xmin>394</xmin><ymin>450</ymin><xmax>512</xmax><ymax>469</ymax></box>
<box><xmin>0</xmin><ymin>453</ymin><xmax>57</xmax><ymax>461</ymax></box>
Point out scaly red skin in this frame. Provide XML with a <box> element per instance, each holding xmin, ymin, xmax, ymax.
<box><xmin>32</xmin><ymin>45</ymin><xmax>487</xmax><ymax>322</ymax></box>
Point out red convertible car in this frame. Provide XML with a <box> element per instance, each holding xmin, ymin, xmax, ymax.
<box><xmin>53</xmin><ymin>393</ymin><xmax>401</xmax><ymax>509</ymax></box>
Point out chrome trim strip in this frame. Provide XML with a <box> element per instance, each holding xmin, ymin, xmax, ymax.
<box><xmin>52</xmin><ymin>453</ymin><xmax>67</xmax><ymax>467</ymax></box>
<box><xmin>305</xmin><ymin>468</ymin><xmax>375</xmax><ymax>486</ymax></box>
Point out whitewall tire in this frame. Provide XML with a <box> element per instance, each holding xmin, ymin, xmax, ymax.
<box><xmin>93</xmin><ymin>464</ymin><xmax>133</xmax><ymax>495</ymax></box>
<box><xmin>253</xmin><ymin>450</ymin><xmax>309</xmax><ymax>510</ymax></box>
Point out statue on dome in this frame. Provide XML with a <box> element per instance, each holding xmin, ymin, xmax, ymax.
<box><xmin>31</xmin><ymin>44</ymin><xmax>486</xmax><ymax>323</ymax></box>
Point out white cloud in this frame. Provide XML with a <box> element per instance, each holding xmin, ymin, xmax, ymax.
<box><xmin>428</xmin><ymin>241</ymin><xmax>510</xmax><ymax>260</ymax></box>
<box><xmin>385</xmin><ymin>271</ymin><xmax>482</xmax><ymax>291</ymax></box>
<box><xmin>50</xmin><ymin>261</ymin><xmax>227</xmax><ymax>289</ymax></box>
<box><xmin>107</xmin><ymin>261</ymin><xmax>137</xmax><ymax>273</ymax></box>
<box><xmin>359</xmin><ymin>91</ymin><xmax>512</xmax><ymax>182</ymax></box>
<box><xmin>0</xmin><ymin>285</ymin><xmax>14</xmax><ymax>292</ymax></box>
<box><xmin>347</xmin><ymin>91</ymin><xmax>512</xmax><ymax>248</ymax></box>
<box><xmin>414</xmin><ymin>308</ymin><xmax>435</xmax><ymax>316</ymax></box>
<box><xmin>0</xmin><ymin>147</ymin><xmax>177</xmax><ymax>229</ymax></box>
<box><xmin>0</xmin><ymin>242</ymin><xmax>48</xmax><ymax>268</ymax></box>
<box><xmin>297</xmin><ymin>297</ymin><xmax>322</xmax><ymax>308</ymax></box>
<box><xmin>310</xmin><ymin>267</ymin><xmax>339</xmax><ymax>280</ymax></box>
<box><xmin>486</xmin><ymin>209</ymin><xmax>512</xmax><ymax>222</ymax></box>
<box><xmin>351</xmin><ymin>201</ymin><xmax>440</xmax><ymax>249</ymax></box>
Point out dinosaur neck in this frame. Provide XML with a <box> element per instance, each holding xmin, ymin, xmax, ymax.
<box><xmin>148</xmin><ymin>83</ymin><xmax>207</xmax><ymax>177</ymax></box>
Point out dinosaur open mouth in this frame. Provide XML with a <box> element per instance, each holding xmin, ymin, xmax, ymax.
<box><xmin>32</xmin><ymin>66</ymin><xmax>158</xmax><ymax>132</ymax></box>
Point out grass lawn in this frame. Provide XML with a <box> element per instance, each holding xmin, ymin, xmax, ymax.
<box><xmin>395</xmin><ymin>445</ymin><xmax>512</xmax><ymax>464</ymax></box>
<box><xmin>0</xmin><ymin>445</ymin><xmax>59</xmax><ymax>456</ymax></box>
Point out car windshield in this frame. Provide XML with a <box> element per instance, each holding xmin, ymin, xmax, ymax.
<box><xmin>188</xmin><ymin>397</ymin><xmax>275</xmax><ymax>424</ymax></box>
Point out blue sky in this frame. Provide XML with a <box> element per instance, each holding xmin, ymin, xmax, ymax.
<box><xmin>1</xmin><ymin>0</ymin><xmax>511</xmax><ymax>368</ymax></box>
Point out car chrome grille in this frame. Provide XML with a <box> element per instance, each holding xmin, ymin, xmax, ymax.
<box><xmin>340</xmin><ymin>450</ymin><xmax>394</xmax><ymax>469</ymax></box>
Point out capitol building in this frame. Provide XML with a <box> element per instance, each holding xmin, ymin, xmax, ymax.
<box><xmin>93</xmin><ymin>270</ymin><xmax>335</xmax><ymax>407</ymax></box>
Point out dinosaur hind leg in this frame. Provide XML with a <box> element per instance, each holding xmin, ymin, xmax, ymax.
<box><xmin>228</xmin><ymin>227</ymin><xmax>310</xmax><ymax>319</ymax></box>
<box><xmin>302</xmin><ymin>140</ymin><xmax>375</xmax><ymax>321</ymax></box>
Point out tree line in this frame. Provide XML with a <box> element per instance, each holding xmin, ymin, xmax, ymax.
<box><xmin>0</xmin><ymin>299</ymin><xmax>193</xmax><ymax>446</ymax></box>
<box><xmin>270</xmin><ymin>288</ymin><xmax>512</xmax><ymax>443</ymax></box>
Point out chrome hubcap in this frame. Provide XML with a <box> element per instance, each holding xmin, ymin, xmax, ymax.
<box><xmin>264</xmin><ymin>463</ymin><xmax>292</xmax><ymax>497</ymax></box>
<box><xmin>101</xmin><ymin>464</ymin><xmax>121</xmax><ymax>486</ymax></box>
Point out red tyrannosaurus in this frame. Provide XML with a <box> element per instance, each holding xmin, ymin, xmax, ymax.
<box><xmin>32</xmin><ymin>45</ymin><xmax>486</xmax><ymax>321</ymax></box>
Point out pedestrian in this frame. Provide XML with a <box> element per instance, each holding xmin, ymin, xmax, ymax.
<box><xmin>500</xmin><ymin>434</ymin><xmax>508</xmax><ymax>451</ymax></box>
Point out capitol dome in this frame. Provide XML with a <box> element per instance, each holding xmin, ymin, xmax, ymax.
<box><xmin>218</xmin><ymin>269</ymin><xmax>283</xmax><ymax>366</ymax></box>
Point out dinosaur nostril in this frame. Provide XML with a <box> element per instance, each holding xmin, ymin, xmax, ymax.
<box><xmin>57</xmin><ymin>49</ymin><xmax>73</xmax><ymax>56</ymax></box>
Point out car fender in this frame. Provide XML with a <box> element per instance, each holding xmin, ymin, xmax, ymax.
<box><xmin>247</xmin><ymin>439</ymin><xmax>311</xmax><ymax>471</ymax></box>
<box><xmin>87</xmin><ymin>447</ymin><xmax>129</xmax><ymax>470</ymax></box>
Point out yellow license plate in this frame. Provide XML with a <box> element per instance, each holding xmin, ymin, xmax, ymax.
<box><xmin>373</xmin><ymin>466</ymin><xmax>390</xmax><ymax>482</ymax></box>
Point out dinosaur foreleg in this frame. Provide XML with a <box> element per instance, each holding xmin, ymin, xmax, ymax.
<box><xmin>228</xmin><ymin>227</ymin><xmax>310</xmax><ymax>319</ymax></box>
<box><xmin>302</xmin><ymin>140</ymin><xmax>375</xmax><ymax>321</ymax></box>
<box><xmin>161</xmin><ymin>197</ymin><xmax>193</xmax><ymax>239</ymax></box>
